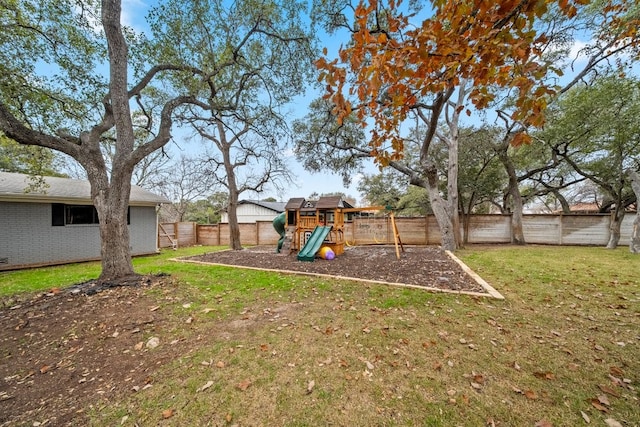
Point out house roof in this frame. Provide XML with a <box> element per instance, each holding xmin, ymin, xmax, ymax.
<box><xmin>0</xmin><ymin>171</ymin><xmax>169</xmax><ymax>206</ymax></box>
<box><xmin>238</xmin><ymin>199</ymin><xmax>286</xmax><ymax>213</ymax></box>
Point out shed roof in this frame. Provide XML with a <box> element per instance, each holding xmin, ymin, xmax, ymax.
<box><xmin>284</xmin><ymin>198</ymin><xmax>306</xmax><ymax>210</ymax></box>
<box><xmin>0</xmin><ymin>171</ymin><xmax>169</xmax><ymax>206</ymax></box>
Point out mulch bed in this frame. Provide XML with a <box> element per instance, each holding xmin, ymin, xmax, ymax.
<box><xmin>183</xmin><ymin>245</ymin><xmax>489</xmax><ymax>294</ymax></box>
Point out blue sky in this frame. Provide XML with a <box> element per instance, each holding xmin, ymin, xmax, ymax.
<box><xmin>118</xmin><ymin>0</ymin><xmax>635</xmax><ymax>204</ymax></box>
<box><xmin>120</xmin><ymin>0</ymin><xmax>372</xmax><ymax>203</ymax></box>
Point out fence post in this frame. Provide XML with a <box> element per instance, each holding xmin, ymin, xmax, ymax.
<box><xmin>558</xmin><ymin>214</ymin><xmax>563</xmax><ymax>245</ymax></box>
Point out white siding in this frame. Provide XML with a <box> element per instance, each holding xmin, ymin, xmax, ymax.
<box><xmin>221</xmin><ymin>204</ymin><xmax>280</xmax><ymax>223</ymax></box>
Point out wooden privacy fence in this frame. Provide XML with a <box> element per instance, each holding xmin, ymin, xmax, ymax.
<box><xmin>158</xmin><ymin>213</ymin><xmax>635</xmax><ymax>249</ymax></box>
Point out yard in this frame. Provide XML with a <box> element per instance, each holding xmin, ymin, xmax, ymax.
<box><xmin>0</xmin><ymin>245</ymin><xmax>638</xmax><ymax>426</ymax></box>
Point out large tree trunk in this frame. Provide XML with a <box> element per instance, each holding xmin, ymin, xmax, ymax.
<box><xmin>606</xmin><ymin>207</ymin><xmax>625</xmax><ymax>249</ymax></box>
<box><xmin>447</xmin><ymin>125</ymin><xmax>462</xmax><ymax>249</ymax></box>
<box><xmin>96</xmin><ymin>0</ymin><xmax>138</xmax><ymax>279</ymax></box>
<box><xmin>425</xmin><ymin>165</ymin><xmax>456</xmax><ymax>251</ymax></box>
<box><xmin>94</xmin><ymin>196</ymin><xmax>136</xmax><ymax>281</ymax></box>
<box><xmin>227</xmin><ymin>191</ymin><xmax>242</xmax><ymax>250</ymax></box>
<box><xmin>629</xmin><ymin>170</ymin><xmax>640</xmax><ymax>253</ymax></box>
<box><xmin>221</xmin><ymin>144</ymin><xmax>242</xmax><ymax>250</ymax></box>
<box><xmin>606</xmin><ymin>189</ymin><xmax>627</xmax><ymax>249</ymax></box>
<box><xmin>497</xmin><ymin>146</ymin><xmax>526</xmax><ymax>244</ymax></box>
<box><xmin>86</xmin><ymin>161</ymin><xmax>136</xmax><ymax>281</ymax></box>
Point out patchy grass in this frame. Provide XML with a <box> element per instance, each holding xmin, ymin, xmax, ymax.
<box><xmin>3</xmin><ymin>245</ymin><xmax>639</xmax><ymax>426</ymax></box>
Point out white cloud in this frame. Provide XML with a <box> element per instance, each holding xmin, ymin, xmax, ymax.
<box><xmin>121</xmin><ymin>0</ymin><xmax>149</xmax><ymax>32</ymax></box>
<box><xmin>569</xmin><ymin>39</ymin><xmax>589</xmax><ymax>63</ymax></box>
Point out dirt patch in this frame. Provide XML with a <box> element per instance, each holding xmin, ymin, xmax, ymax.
<box><xmin>183</xmin><ymin>245</ymin><xmax>488</xmax><ymax>294</ymax></box>
<box><xmin>0</xmin><ymin>275</ymin><xmax>188</xmax><ymax>426</ymax></box>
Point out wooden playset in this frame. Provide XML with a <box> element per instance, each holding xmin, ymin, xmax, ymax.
<box><xmin>282</xmin><ymin>196</ymin><xmax>404</xmax><ymax>261</ymax></box>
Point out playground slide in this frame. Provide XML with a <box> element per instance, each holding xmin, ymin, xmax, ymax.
<box><xmin>297</xmin><ymin>226</ymin><xmax>332</xmax><ymax>262</ymax></box>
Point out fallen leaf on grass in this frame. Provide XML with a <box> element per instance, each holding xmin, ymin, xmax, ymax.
<box><xmin>590</xmin><ymin>399</ymin><xmax>609</xmax><ymax>413</ymax></box>
<box><xmin>597</xmin><ymin>394</ymin><xmax>610</xmax><ymax>406</ymax></box>
<box><xmin>533</xmin><ymin>371</ymin><xmax>555</xmax><ymax>380</ymax></box>
<box><xmin>609</xmin><ymin>366</ymin><xmax>624</xmax><ymax>377</ymax></box>
<box><xmin>524</xmin><ymin>390</ymin><xmax>538</xmax><ymax>400</ymax></box>
<box><xmin>534</xmin><ymin>420</ymin><xmax>552</xmax><ymax>427</ymax></box>
<box><xmin>197</xmin><ymin>381</ymin><xmax>214</xmax><ymax>392</ymax></box>
<box><xmin>580</xmin><ymin>411</ymin><xmax>590</xmax><ymax>423</ymax></box>
<box><xmin>598</xmin><ymin>384</ymin><xmax>620</xmax><ymax>397</ymax></box>
<box><xmin>39</xmin><ymin>365</ymin><xmax>51</xmax><ymax>374</ymax></box>
<box><xmin>306</xmin><ymin>380</ymin><xmax>315</xmax><ymax>394</ymax></box>
<box><xmin>604</xmin><ymin>419</ymin><xmax>622</xmax><ymax>427</ymax></box>
<box><xmin>236</xmin><ymin>379</ymin><xmax>252</xmax><ymax>391</ymax></box>
<box><xmin>161</xmin><ymin>409</ymin><xmax>174</xmax><ymax>419</ymax></box>
<box><xmin>608</xmin><ymin>374</ymin><xmax>623</xmax><ymax>386</ymax></box>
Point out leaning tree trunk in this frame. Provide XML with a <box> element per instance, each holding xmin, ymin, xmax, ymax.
<box><xmin>629</xmin><ymin>170</ymin><xmax>640</xmax><ymax>253</ymax></box>
<box><xmin>425</xmin><ymin>165</ymin><xmax>456</xmax><ymax>251</ymax></box>
<box><xmin>497</xmin><ymin>147</ymin><xmax>526</xmax><ymax>244</ymax></box>
<box><xmin>606</xmin><ymin>204</ymin><xmax>625</xmax><ymax>249</ymax></box>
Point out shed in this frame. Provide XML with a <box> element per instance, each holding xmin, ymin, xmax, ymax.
<box><xmin>0</xmin><ymin>171</ymin><xmax>169</xmax><ymax>271</ymax></box>
<box><xmin>220</xmin><ymin>199</ymin><xmax>286</xmax><ymax>223</ymax></box>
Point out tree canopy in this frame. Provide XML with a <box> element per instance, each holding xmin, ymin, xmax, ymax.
<box><xmin>316</xmin><ymin>0</ymin><xmax>640</xmax><ymax>160</ymax></box>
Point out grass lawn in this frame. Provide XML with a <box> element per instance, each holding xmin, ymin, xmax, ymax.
<box><xmin>1</xmin><ymin>245</ymin><xmax>638</xmax><ymax>426</ymax></box>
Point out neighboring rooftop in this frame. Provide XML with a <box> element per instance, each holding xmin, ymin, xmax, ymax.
<box><xmin>238</xmin><ymin>200</ymin><xmax>286</xmax><ymax>212</ymax></box>
<box><xmin>0</xmin><ymin>171</ymin><xmax>169</xmax><ymax>206</ymax></box>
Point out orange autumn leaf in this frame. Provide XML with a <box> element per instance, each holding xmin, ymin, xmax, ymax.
<box><xmin>315</xmin><ymin>0</ymin><xmax>639</xmax><ymax>163</ymax></box>
<box><xmin>237</xmin><ymin>379</ymin><xmax>252</xmax><ymax>391</ymax></box>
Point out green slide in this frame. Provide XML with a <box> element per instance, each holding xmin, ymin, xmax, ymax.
<box><xmin>297</xmin><ymin>226</ymin><xmax>332</xmax><ymax>262</ymax></box>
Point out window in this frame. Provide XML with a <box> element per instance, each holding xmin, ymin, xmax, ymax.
<box><xmin>52</xmin><ymin>203</ymin><xmax>130</xmax><ymax>226</ymax></box>
<box><xmin>66</xmin><ymin>205</ymin><xmax>99</xmax><ymax>225</ymax></box>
